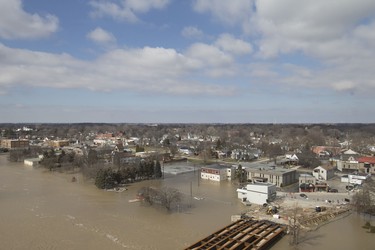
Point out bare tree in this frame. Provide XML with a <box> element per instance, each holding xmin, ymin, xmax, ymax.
<box><xmin>159</xmin><ymin>187</ymin><xmax>182</xmax><ymax>211</ymax></box>
<box><xmin>139</xmin><ymin>186</ymin><xmax>182</xmax><ymax>211</ymax></box>
<box><xmin>289</xmin><ymin>204</ymin><xmax>301</xmax><ymax>247</ymax></box>
<box><xmin>352</xmin><ymin>179</ymin><xmax>375</xmax><ymax>215</ymax></box>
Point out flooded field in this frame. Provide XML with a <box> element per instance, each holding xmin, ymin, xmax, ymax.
<box><xmin>1</xmin><ymin>154</ymin><xmax>374</xmax><ymax>249</ymax></box>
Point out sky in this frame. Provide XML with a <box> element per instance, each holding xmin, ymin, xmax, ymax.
<box><xmin>1</xmin><ymin>0</ymin><xmax>375</xmax><ymax>123</ymax></box>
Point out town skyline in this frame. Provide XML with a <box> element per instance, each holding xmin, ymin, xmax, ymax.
<box><xmin>1</xmin><ymin>0</ymin><xmax>375</xmax><ymax>123</ymax></box>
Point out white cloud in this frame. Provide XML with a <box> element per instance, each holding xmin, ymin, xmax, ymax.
<box><xmin>87</xmin><ymin>27</ymin><xmax>116</xmax><ymax>45</ymax></box>
<box><xmin>0</xmin><ymin>0</ymin><xmax>58</xmax><ymax>39</ymax></box>
<box><xmin>192</xmin><ymin>0</ymin><xmax>375</xmax><ymax>93</ymax></box>
<box><xmin>181</xmin><ymin>26</ymin><xmax>204</xmax><ymax>39</ymax></box>
<box><xmin>252</xmin><ymin>0</ymin><xmax>375</xmax><ymax>58</ymax></box>
<box><xmin>0</xmin><ymin>43</ymin><xmax>235</xmax><ymax>96</ymax></box>
<box><xmin>193</xmin><ymin>0</ymin><xmax>253</xmax><ymax>27</ymax></box>
<box><xmin>186</xmin><ymin>43</ymin><xmax>236</xmax><ymax>77</ymax></box>
<box><xmin>90</xmin><ymin>0</ymin><xmax>171</xmax><ymax>22</ymax></box>
<box><xmin>214</xmin><ymin>34</ymin><xmax>252</xmax><ymax>55</ymax></box>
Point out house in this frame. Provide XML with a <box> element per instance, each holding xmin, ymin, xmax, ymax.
<box><xmin>312</xmin><ymin>165</ymin><xmax>336</xmax><ymax>181</ymax></box>
<box><xmin>201</xmin><ymin>165</ymin><xmax>229</xmax><ymax>181</ymax></box>
<box><xmin>279</xmin><ymin>153</ymin><xmax>299</xmax><ymax>165</ymax></box>
<box><xmin>231</xmin><ymin>149</ymin><xmax>259</xmax><ymax>161</ymax></box>
<box><xmin>358</xmin><ymin>156</ymin><xmax>375</xmax><ymax>174</ymax></box>
<box><xmin>237</xmin><ymin>183</ymin><xmax>277</xmax><ymax>205</ymax></box>
<box><xmin>312</xmin><ymin>146</ymin><xmax>341</xmax><ymax>157</ymax></box>
<box><xmin>245</xmin><ymin>166</ymin><xmax>297</xmax><ymax>187</ymax></box>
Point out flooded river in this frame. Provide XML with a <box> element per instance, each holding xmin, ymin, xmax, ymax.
<box><xmin>1</xmin><ymin>154</ymin><xmax>374</xmax><ymax>249</ymax></box>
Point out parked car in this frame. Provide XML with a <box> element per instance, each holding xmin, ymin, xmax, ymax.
<box><xmin>328</xmin><ymin>188</ymin><xmax>338</xmax><ymax>193</ymax></box>
<box><xmin>300</xmin><ymin>193</ymin><xmax>308</xmax><ymax>199</ymax></box>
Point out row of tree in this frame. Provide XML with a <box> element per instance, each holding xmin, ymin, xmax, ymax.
<box><xmin>94</xmin><ymin>160</ymin><xmax>163</xmax><ymax>189</ymax></box>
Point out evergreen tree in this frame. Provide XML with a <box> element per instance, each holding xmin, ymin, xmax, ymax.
<box><xmin>154</xmin><ymin>161</ymin><xmax>162</xmax><ymax>178</ymax></box>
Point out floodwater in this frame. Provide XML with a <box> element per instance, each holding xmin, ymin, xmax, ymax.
<box><xmin>1</xmin><ymin>154</ymin><xmax>374</xmax><ymax>250</ymax></box>
<box><xmin>274</xmin><ymin>213</ymin><xmax>375</xmax><ymax>250</ymax></box>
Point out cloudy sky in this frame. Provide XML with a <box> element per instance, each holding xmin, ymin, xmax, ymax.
<box><xmin>1</xmin><ymin>0</ymin><xmax>375</xmax><ymax>123</ymax></box>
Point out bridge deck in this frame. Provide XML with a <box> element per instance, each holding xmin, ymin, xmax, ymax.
<box><xmin>185</xmin><ymin>219</ymin><xmax>286</xmax><ymax>250</ymax></box>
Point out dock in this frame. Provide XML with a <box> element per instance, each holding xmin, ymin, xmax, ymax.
<box><xmin>185</xmin><ymin>219</ymin><xmax>286</xmax><ymax>250</ymax></box>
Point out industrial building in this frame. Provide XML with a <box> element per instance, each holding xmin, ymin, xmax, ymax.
<box><xmin>201</xmin><ymin>164</ymin><xmax>231</xmax><ymax>181</ymax></box>
<box><xmin>245</xmin><ymin>166</ymin><xmax>296</xmax><ymax>187</ymax></box>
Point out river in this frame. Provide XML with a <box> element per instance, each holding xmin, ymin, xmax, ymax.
<box><xmin>1</xmin><ymin>154</ymin><xmax>374</xmax><ymax>249</ymax></box>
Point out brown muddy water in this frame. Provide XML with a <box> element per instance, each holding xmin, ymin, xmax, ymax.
<box><xmin>1</xmin><ymin>154</ymin><xmax>374</xmax><ymax>250</ymax></box>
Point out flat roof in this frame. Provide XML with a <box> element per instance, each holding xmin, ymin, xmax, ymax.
<box><xmin>201</xmin><ymin>164</ymin><xmax>229</xmax><ymax>170</ymax></box>
<box><xmin>246</xmin><ymin>166</ymin><xmax>295</xmax><ymax>175</ymax></box>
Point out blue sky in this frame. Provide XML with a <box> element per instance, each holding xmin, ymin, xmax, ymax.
<box><xmin>1</xmin><ymin>0</ymin><xmax>375</xmax><ymax>123</ymax></box>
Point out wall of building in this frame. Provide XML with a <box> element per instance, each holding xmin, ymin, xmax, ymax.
<box><xmin>201</xmin><ymin>167</ymin><xmax>227</xmax><ymax>181</ymax></box>
<box><xmin>237</xmin><ymin>183</ymin><xmax>276</xmax><ymax>205</ymax></box>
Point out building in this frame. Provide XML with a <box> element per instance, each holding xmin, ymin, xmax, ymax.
<box><xmin>237</xmin><ymin>183</ymin><xmax>277</xmax><ymax>205</ymax></box>
<box><xmin>336</xmin><ymin>149</ymin><xmax>360</xmax><ymax>172</ymax></box>
<box><xmin>341</xmin><ymin>173</ymin><xmax>371</xmax><ymax>185</ymax></box>
<box><xmin>48</xmin><ymin>140</ymin><xmax>70</xmax><ymax>148</ymax></box>
<box><xmin>201</xmin><ymin>165</ymin><xmax>229</xmax><ymax>181</ymax></box>
<box><xmin>312</xmin><ymin>165</ymin><xmax>336</xmax><ymax>181</ymax></box>
<box><xmin>358</xmin><ymin>156</ymin><xmax>375</xmax><ymax>174</ymax></box>
<box><xmin>1</xmin><ymin>139</ymin><xmax>29</xmax><ymax>149</ymax></box>
<box><xmin>299</xmin><ymin>174</ymin><xmax>316</xmax><ymax>192</ymax></box>
<box><xmin>245</xmin><ymin>166</ymin><xmax>297</xmax><ymax>187</ymax></box>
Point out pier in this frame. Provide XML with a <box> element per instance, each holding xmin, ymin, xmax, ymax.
<box><xmin>185</xmin><ymin>219</ymin><xmax>286</xmax><ymax>250</ymax></box>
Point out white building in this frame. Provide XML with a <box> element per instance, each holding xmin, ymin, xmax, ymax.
<box><xmin>236</xmin><ymin>183</ymin><xmax>277</xmax><ymax>205</ymax></box>
<box><xmin>312</xmin><ymin>165</ymin><xmax>336</xmax><ymax>181</ymax></box>
<box><xmin>201</xmin><ymin>165</ymin><xmax>229</xmax><ymax>181</ymax></box>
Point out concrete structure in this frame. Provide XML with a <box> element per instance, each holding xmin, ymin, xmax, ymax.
<box><xmin>312</xmin><ymin>165</ymin><xmax>336</xmax><ymax>181</ymax></box>
<box><xmin>1</xmin><ymin>139</ymin><xmax>29</xmax><ymax>149</ymax></box>
<box><xmin>237</xmin><ymin>183</ymin><xmax>277</xmax><ymax>205</ymax></box>
<box><xmin>245</xmin><ymin>166</ymin><xmax>296</xmax><ymax>187</ymax></box>
<box><xmin>201</xmin><ymin>165</ymin><xmax>229</xmax><ymax>181</ymax></box>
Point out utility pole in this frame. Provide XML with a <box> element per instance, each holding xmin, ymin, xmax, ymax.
<box><xmin>198</xmin><ymin>167</ymin><xmax>200</xmax><ymax>187</ymax></box>
<box><xmin>190</xmin><ymin>181</ymin><xmax>193</xmax><ymax>208</ymax></box>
